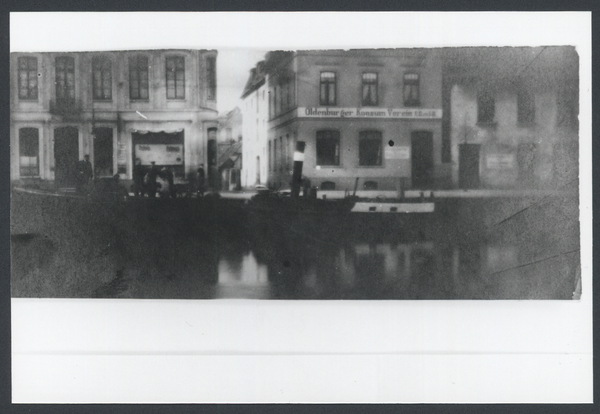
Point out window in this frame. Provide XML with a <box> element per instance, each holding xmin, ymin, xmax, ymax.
<box><xmin>129</xmin><ymin>55</ymin><xmax>149</xmax><ymax>100</ymax></box>
<box><xmin>363</xmin><ymin>181</ymin><xmax>378</xmax><ymax>190</ymax></box>
<box><xmin>268</xmin><ymin>141</ymin><xmax>273</xmax><ymax>171</ymax></box>
<box><xmin>19</xmin><ymin>128</ymin><xmax>39</xmax><ymax>177</ymax></box>
<box><xmin>316</xmin><ymin>130</ymin><xmax>340</xmax><ymax>166</ymax></box>
<box><xmin>320</xmin><ymin>181</ymin><xmax>336</xmax><ymax>190</ymax></box>
<box><xmin>403</xmin><ymin>73</ymin><xmax>420</xmax><ymax>107</ymax></box>
<box><xmin>477</xmin><ymin>89</ymin><xmax>495</xmax><ymax>124</ymax></box>
<box><xmin>206</xmin><ymin>56</ymin><xmax>216</xmax><ymax>100</ymax></box>
<box><xmin>517</xmin><ymin>89</ymin><xmax>535</xmax><ymax>125</ymax></box>
<box><xmin>320</xmin><ymin>72</ymin><xmax>336</xmax><ymax>106</ymax></box>
<box><xmin>92</xmin><ymin>56</ymin><xmax>112</xmax><ymax>100</ymax></box>
<box><xmin>166</xmin><ymin>56</ymin><xmax>185</xmax><ymax>99</ymax></box>
<box><xmin>279</xmin><ymin>136</ymin><xmax>284</xmax><ymax>171</ymax></box>
<box><xmin>362</xmin><ymin>72</ymin><xmax>378</xmax><ymax>106</ymax></box>
<box><xmin>55</xmin><ymin>56</ymin><xmax>75</xmax><ymax>101</ymax></box>
<box><xmin>359</xmin><ymin>131</ymin><xmax>382</xmax><ymax>166</ymax></box>
<box><xmin>18</xmin><ymin>56</ymin><xmax>38</xmax><ymax>100</ymax></box>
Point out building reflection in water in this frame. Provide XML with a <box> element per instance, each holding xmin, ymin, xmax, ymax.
<box><xmin>216</xmin><ymin>251</ymin><xmax>271</xmax><ymax>299</ymax></box>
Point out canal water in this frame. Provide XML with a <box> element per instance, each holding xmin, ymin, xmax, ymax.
<box><xmin>10</xmin><ymin>191</ymin><xmax>580</xmax><ymax>300</ymax></box>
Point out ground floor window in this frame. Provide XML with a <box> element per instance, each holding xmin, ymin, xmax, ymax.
<box><xmin>358</xmin><ymin>130</ymin><xmax>382</xmax><ymax>166</ymax></box>
<box><xmin>316</xmin><ymin>130</ymin><xmax>340</xmax><ymax>166</ymax></box>
<box><xmin>93</xmin><ymin>127</ymin><xmax>113</xmax><ymax>177</ymax></box>
<box><xmin>132</xmin><ymin>131</ymin><xmax>185</xmax><ymax>178</ymax></box>
<box><xmin>320</xmin><ymin>181</ymin><xmax>335</xmax><ymax>190</ymax></box>
<box><xmin>19</xmin><ymin>128</ymin><xmax>39</xmax><ymax>177</ymax></box>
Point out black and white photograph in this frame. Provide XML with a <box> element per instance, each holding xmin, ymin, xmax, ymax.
<box><xmin>8</xmin><ymin>12</ymin><xmax>592</xmax><ymax>403</ymax></box>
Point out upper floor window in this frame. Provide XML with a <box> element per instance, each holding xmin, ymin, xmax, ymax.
<box><xmin>166</xmin><ymin>56</ymin><xmax>185</xmax><ymax>99</ymax></box>
<box><xmin>477</xmin><ymin>89</ymin><xmax>495</xmax><ymax>124</ymax></box>
<box><xmin>19</xmin><ymin>128</ymin><xmax>39</xmax><ymax>177</ymax></box>
<box><xmin>403</xmin><ymin>73</ymin><xmax>420</xmax><ymax>107</ymax></box>
<box><xmin>359</xmin><ymin>130</ymin><xmax>382</xmax><ymax>166</ymax></box>
<box><xmin>18</xmin><ymin>56</ymin><xmax>38</xmax><ymax>100</ymax></box>
<box><xmin>129</xmin><ymin>55</ymin><xmax>149</xmax><ymax>100</ymax></box>
<box><xmin>206</xmin><ymin>56</ymin><xmax>216</xmax><ymax>100</ymax></box>
<box><xmin>55</xmin><ymin>56</ymin><xmax>75</xmax><ymax>101</ymax></box>
<box><xmin>517</xmin><ymin>89</ymin><xmax>535</xmax><ymax>125</ymax></box>
<box><xmin>320</xmin><ymin>72</ymin><xmax>336</xmax><ymax>106</ymax></box>
<box><xmin>316</xmin><ymin>130</ymin><xmax>340</xmax><ymax>166</ymax></box>
<box><xmin>92</xmin><ymin>56</ymin><xmax>112</xmax><ymax>100</ymax></box>
<box><xmin>362</xmin><ymin>72</ymin><xmax>378</xmax><ymax>106</ymax></box>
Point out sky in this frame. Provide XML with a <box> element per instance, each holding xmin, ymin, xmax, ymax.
<box><xmin>9</xmin><ymin>12</ymin><xmax>590</xmax><ymax>115</ymax></box>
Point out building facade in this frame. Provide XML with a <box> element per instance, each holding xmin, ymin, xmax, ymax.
<box><xmin>10</xmin><ymin>49</ymin><xmax>218</xmax><ymax>189</ymax></box>
<box><xmin>242</xmin><ymin>49</ymin><xmax>446</xmax><ymax>192</ymax></box>
<box><xmin>241</xmin><ymin>47</ymin><xmax>579</xmax><ymax>193</ymax></box>
<box><xmin>241</xmin><ymin>60</ymin><xmax>270</xmax><ymax>188</ymax></box>
<box><xmin>442</xmin><ymin>46</ymin><xmax>579</xmax><ymax>189</ymax></box>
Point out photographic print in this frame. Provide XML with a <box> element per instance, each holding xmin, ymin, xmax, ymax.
<box><xmin>9</xmin><ymin>12</ymin><xmax>592</xmax><ymax>403</ymax></box>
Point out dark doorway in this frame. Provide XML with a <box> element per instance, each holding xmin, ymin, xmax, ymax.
<box><xmin>93</xmin><ymin>127</ymin><xmax>113</xmax><ymax>177</ymax></box>
<box><xmin>517</xmin><ymin>143</ymin><xmax>537</xmax><ymax>185</ymax></box>
<box><xmin>207</xmin><ymin>128</ymin><xmax>218</xmax><ymax>190</ymax></box>
<box><xmin>54</xmin><ymin>126</ymin><xmax>79</xmax><ymax>188</ymax></box>
<box><xmin>459</xmin><ymin>143</ymin><xmax>481</xmax><ymax>189</ymax></box>
<box><xmin>411</xmin><ymin>131</ymin><xmax>434</xmax><ymax>188</ymax></box>
<box><xmin>255</xmin><ymin>156</ymin><xmax>261</xmax><ymax>185</ymax></box>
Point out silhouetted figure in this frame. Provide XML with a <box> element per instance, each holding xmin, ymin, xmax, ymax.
<box><xmin>146</xmin><ymin>161</ymin><xmax>160</xmax><ymax>198</ymax></box>
<box><xmin>76</xmin><ymin>154</ymin><xmax>93</xmax><ymax>194</ymax></box>
<box><xmin>133</xmin><ymin>158</ymin><xmax>146</xmax><ymax>197</ymax></box>
<box><xmin>160</xmin><ymin>167</ymin><xmax>176</xmax><ymax>198</ymax></box>
<box><xmin>197</xmin><ymin>164</ymin><xmax>206</xmax><ymax>197</ymax></box>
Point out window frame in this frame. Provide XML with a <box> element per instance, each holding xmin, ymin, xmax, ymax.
<box><xmin>320</xmin><ymin>71</ymin><xmax>337</xmax><ymax>106</ymax></box>
<box><xmin>55</xmin><ymin>56</ymin><xmax>75</xmax><ymax>102</ymax></box>
<box><xmin>129</xmin><ymin>55</ymin><xmax>149</xmax><ymax>101</ymax></box>
<box><xmin>206</xmin><ymin>56</ymin><xmax>216</xmax><ymax>101</ymax></box>
<box><xmin>166</xmin><ymin>55</ymin><xmax>186</xmax><ymax>100</ymax></box>
<box><xmin>316</xmin><ymin>130</ymin><xmax>341</xmax><ymax>166</ymax></box>
<box><xmin>18</xmin><ymin>56</ymin><xmax>38</xmax><ymax>100</ymax></box>
<box><xmin>358</xmin><ymin>130</ymin><xmax>383</xmax><ymax>167</ymax></box>
<box><xmin>361</xmin><ymin>72</ymin><xmax>378</xmax><ymax>106</ymax></box>
<box><xmin>477</xmin><ymin>89</ymin><xmax>495</xmax><ymax>125</ymax></box>
<box><xmin>517</xmin><ymin>89</ymin><xmax>535</xmax><ymax>126</ymax></box>
<box><xmin>403</xmin><ymin>72</ymin><xmax>420</xmax><ymax>107</ymax></box>
<box><xmin>92</xmin><ymin>55</ymin><xmax>112</xmax><ymax>101</ymax></box>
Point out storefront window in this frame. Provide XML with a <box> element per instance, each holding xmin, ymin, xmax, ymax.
<box><xmin>316</xmin><ymin>130</ymin><xmax>340</xmax><ymax>166</ymax></box>
<box><xmin>19</xmin><ymin>128</ymin><xmax>39</xmax><ymax>177</ymax></box>
<box><xmin>359</xmin><ymin>130</ymin><xmax>382</xmax><ymax>166</ymax></box>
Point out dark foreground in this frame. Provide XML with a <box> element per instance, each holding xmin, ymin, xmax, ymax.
<box><xmin>10</xmin><ymin>189</ymin><xmax>580</xmax><ymax>299</ymax></box>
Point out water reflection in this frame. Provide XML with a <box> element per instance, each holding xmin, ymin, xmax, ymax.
<box><xmin>10</xmin><ymin>192</ymin><xmax>580</xmax><ymax>300</ymax></box>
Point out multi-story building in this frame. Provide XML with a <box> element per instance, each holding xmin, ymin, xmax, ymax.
<box><xmin>240</xmin><ymin>59</ymin><xmax>270</xmax><ymax>188</ymax></box>
<box><xmin>10</xmin><ymin>49</ymin><xmax>219</xmax><ymax>189</ymax></box>
<box><xmin>242</xmin><ymin>49</ymin><xmax>446</xmax><ymax>192</ymax></box>
<box><xmin>442</xmin><ymin>46</ymin><xmax>579</xmax><ymax>189</ymax></box>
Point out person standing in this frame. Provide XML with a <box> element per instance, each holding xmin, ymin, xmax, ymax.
<box><xmin>197</xmin><ymin>164</ymin><xmax>206</xmax><ymax>197</ymax></box>
<box><xmin>76</xmin><ymin>154</ymin><xmax>93</xmax><ymax>194</ymax></box>
<box><xmin>147</xmin><ymin>161</ymin><xmax>160</xmax><ymax>198</ymax></box>
<box><xmin>133</xmin><ymin>158</ymin><xmax>146</xmax><ymax>197</ymax></box>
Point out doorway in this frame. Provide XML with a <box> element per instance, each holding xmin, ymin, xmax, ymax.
<box><xmin>93</xmin><ymin>127</ymin><xmax>113</xmax><ymax>177</ymax></box>
<box><xmin>54</xmin><ymin>126</ymin><xmax>79</xmax><ymax>187</ymax></box>
<box><xmin>459</xmin><ymin>143</ymin><xmax>481</xmax><ymax>189</ymax></box>
<box><xmin>411</xmin><ymin>131</ymin><xmax>434</xmax><ymax>188</ymax></box>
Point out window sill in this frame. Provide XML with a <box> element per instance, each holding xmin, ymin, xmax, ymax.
<box><xmin>517</xmin><ymin>122</ymin><xmax>535</xmax><ymax>128</ymax></box>
<box><xmin>476</xmin><ymin>121</ymin><xmax>497</xmax><ymax>128</ymax></box>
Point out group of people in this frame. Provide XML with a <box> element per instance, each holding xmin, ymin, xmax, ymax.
<box><xmin>133</xmin><ymin>158</ymin><xmax>206</xmax><ymax>198</ymax></box>
<box><xmin>75</xmin><ymin>154</ymin><xmax>128</xmax><ymax>199</ymax></box>
<box><xmin>75</xmin><ymin>155</ymin><xmax>206</xmax><ymax>199</ymax></box>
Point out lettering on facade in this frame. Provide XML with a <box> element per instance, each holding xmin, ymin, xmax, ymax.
<box><xmin>300</xmin><ymin>107</ymin><xmax>442</xmax><ymax>119</ymax></box>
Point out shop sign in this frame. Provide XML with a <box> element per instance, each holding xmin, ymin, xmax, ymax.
<box><xmin>298</xmin><ymin>107</ymin><xmax>442</xmax><ymax>119</ymax></box>
<box><xmin>135</xmin><ymin>144</ymin><xmax>184</xmax><ymax>165</ymax></box>
<box><xmin>486</xmin><ymin>153</ymin><xmax>515</xmax><ymax>169</ymax></box>
<box><xmin>384</xmin><ymin>146</ymin><xmax>411</xmax><ymax>159</ymax></box>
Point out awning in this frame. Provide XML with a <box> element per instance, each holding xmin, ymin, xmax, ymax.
<box><xmin>130</xmin><ymin>128</ymin><xmax>184</xmax><ymax>134</ymax></box>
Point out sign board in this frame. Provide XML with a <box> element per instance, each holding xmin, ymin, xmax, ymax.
<box><xmin>384</xmin><ymin>146</ymin><xmax>411</xmax><ymax>159</ymax></box>
<box><xmin>298</xmin><ymin>107</ymin><xmax>442</xmax><ymax>119</ymax></box>
<box><xmin>135</xmin><ymin>144</ymin><xmax>184</xmax><ymax>165</ymax></box>
<box><xmin>486</xmin><ymin>154</ymin><xmax>515</xmax><ymax>169</ymax></box>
